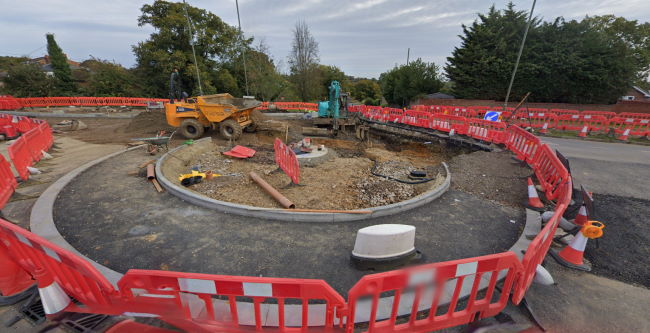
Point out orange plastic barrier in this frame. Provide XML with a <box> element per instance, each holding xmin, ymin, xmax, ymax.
<box><xmin>610</xmin><ymin>117</ymin><xmax>650</xmax><ymax>137</ymax></box>
<box><xmin>0</xmin><ymin>155</ymin><xmax>17</xmax><ymax>209</ymax></box>
<box><xmin>0</xmin><ymin>95</ymin><xmax>22</xmax><ymax>110</ymax></box>
<box><xmin>274</xmin><ymin>138</ymin><xmax>300</xmax><ymax>184</ymax></box>
<box><xmin>17</xmin><ymin>97</ymin><xmax>167</xmax><ymax>108</ymax></box>
<box><xmin>467</xmin><ymin>119</ymin><xmax>508</xmax><ymax>143</ymax></box>
<box><xmin>0</xmin><ymin>218</ymin><xmax>118</xmax><ymax>315</ymax></box>
<box><xmin>513</xmin><ymin>178</ymin><xmax>571</xmax><ymax>304</ymax></box>
<box><xmin>531</xmin><ymin>144</ymin><xmax>571</xmax><ymax>201</ymax></box>
<box><xmin>618</xmin><ymin>112</ymin><xmax>650</xmax><ymax>120</ymax></box>
<box><xmin>432</xmin><ymin>114</ymin><xmax>468</xmax><ymax>135</ymax></box>
<box><xmin>8</xmin><ymin>136</ymin><xmax>33</xmax><ymax>181</ymax></box>
<box><xmin>505</xmin><ymin>126</ymin><xmax>541</xmax><ymax>163</ymax></box>
<box><xmin>118</xmin><ymin>270</ymin><xmax>347</xmax><ymax>331</ymax></box>
<box><xmin>345</xmin><ymin>252</ymin><xmax>522</xmax><ymax>333</ymax></box>
<box><xmin>512</xmin><ymin>112</ymin><xmax>558</xmax><ymax>131</ymax></box>
<box><xmin>581</xmin><ymin>110</ymin><xmax>616</xmax><ymax>119</ymax></box>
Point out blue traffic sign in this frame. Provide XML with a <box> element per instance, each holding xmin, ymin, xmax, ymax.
<box><xmin>484</xmin><ymin>111</ymin><xmax>502</xmax><ymax>122</ymax></box>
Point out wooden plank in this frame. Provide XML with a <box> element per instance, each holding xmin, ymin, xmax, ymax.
<box><xmin>151</xmin><ymin>179</ymin><xmax>164</xmax><ymax>193</ymax></box>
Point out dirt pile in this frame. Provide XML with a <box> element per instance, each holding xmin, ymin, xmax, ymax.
<box><xmin>125</xmin><ymin>112</ymin><xmax>174</xmax><ymax>133</ymax></box>
<box><xmin>356</xmin><ymin>178</ymin><xmax>415</xmax><ymax>206</ymax></box>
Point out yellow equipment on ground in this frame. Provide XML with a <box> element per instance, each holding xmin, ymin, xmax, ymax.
<box><xmin>165</xmin><ymin>94</ymin><xmax>261</xmax><ymax>140</ymax></box>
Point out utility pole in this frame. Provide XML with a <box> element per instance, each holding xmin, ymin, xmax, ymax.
<box><xmin>406</xmin><ymin>48</ymin><xmax>410</xmax><ymax>65</ymax></box>
<box><xmin>182</xmin><ymin>0</ymin><xmax>203</xmax><ymax>95</ymax></box>
<box><xmin>504</xmin><ymin>0</ymin><xmax>536</xmax><ymax>109</ymax></box>
<box><xmin>235</xmin><ymin>0</ymin><xmax>250</xmax><ymax>96</ymax></box>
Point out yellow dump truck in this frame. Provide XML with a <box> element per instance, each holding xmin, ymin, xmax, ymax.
<box><xmin>165</xmin><ymin>94</ymin><xmax>261</xmax><ymax>140</ymax></box>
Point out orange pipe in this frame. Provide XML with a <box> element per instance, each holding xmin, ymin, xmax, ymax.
<box><xmin>249</xmin><ymin>172</ymin><xmax>295</xmax><ymax>209</ymax></box>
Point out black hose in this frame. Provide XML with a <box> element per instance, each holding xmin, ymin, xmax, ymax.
<box><xmin>370</xmin><ymin>160</ymin><xmax>439</xmax><ymax>184</ymax></box>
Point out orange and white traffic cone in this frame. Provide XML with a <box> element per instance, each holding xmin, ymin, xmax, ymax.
<box><xmin>617</xmin><ymin>128</ymin><xmax>630</xmax><ymax>141</ymax></box>
<box><xmin>527</xmin><ymin>177</ymin><xmax>544</xmax><ymax>209</ymax></box>
<box><xmin>550</xmin><ymin>221</ymin><xmax>604</xmax><ymax>271</ymax></box>
<box><xmin>578</xmin><ymin>125</ymin><xmax>588</xmax><ymax>137</ymax></box>
<box><xmin>573</xmin><ymin>205</ymin><xmax>588</xmax><ymax>226</ymax></box>
<box><xmin>34</xmin><ymin>268</ymin><xmax>71</xmax><ymax>316</ymax></box>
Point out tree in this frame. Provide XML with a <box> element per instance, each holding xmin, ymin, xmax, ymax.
<box><xmin>379</xmin><ymin>59</ymin><xmax>444</xmax><ymax>107</ymax></box>
<box><xmin>2</xmin><ymin>63</ymin><xmax>55</xmax><ymax>97</ymax></box>
<box><xmin>82</xmin><ymin>59</ymin><xmax>143</xmax><ymax>97</ymax></box>
<box><xmin>445</xmin><ymin>3</ymin><xmax>646</xmax><ymax>103</ymax></box>
<box><xmin>46</xmin><ymin>33</ymin><xmax>77</xmax><ymax>94</ymax></box>
<box><xmin>225</xmin><ymin>40</ymin><xmax>288</xmax><ymax>101</ymax></box>
<box><xmin>288</xmin><ymin>20</ymin><xmax>320</xmax><ymax>101</ymax></box>
<box><xmin>351</xmin><ymin>79</ymin><xmax>382</xmax><ymax>105</ymax></box>
<box><xmin>132</xmin><ymin>0</ymin><xmax>242</xmax><ymax>97</ymax></box>
<box><xmin>445</xmin><ymin>4</ymin><xmax>535</xmax><ymax>101</ymax></box>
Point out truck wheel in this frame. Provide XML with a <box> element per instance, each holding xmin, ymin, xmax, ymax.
<box><xmin>180</xmin><ymin>119</ymin><xmax>205</xmax><ymax>139</ymax></box>
<box><xmin>219</xmin><ymin>119</ymin><xmax>242</xmax><ymax>140</ymax></box>
<box><xmin>243</xmin><ymin>123</ymin><xmax>257</xmax><ymax>133</ymax></box>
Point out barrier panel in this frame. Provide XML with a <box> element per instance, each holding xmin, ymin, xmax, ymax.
<box><xmin>386</xmin><ymin>108</ymin><xmax>403</xmax><ymax>123</ymax></box>
<box><xmin>581</xmin><ymin>110</ymin><xmax>616</xmax><ymax>119</ymax></box>
<box><xmin>467</xmin><ymin>119</ymin><xmax>508</xmax><ymax>143</ymax></box>
<box><xmin>0</xmin><ymin>155</ymin><xmax>17</xmax><ymax>209</ymax></box>
<box><xmin>610</xmin><ymin>117</ymin><xmax>650</xmax><ymax>137</ymax></box>
<box><xmin>583</xmin><ymin>115</ymin><xmax>609</xmax><ymax>133</ymax></box>
<box><xmin>432</xmin><ymin>115</ymin><xmax>468</xmax><ymax>135</ymax></box>
<box><xmin>117</xmin><ymin>270</ymin><xmax>347</xmax><ymax>331</ymax></box>
<box><xmin>531</xmin><ymin>144</ymin><xmax>571</xmax><ymax>201</ymax></box>
<box><xmin>22</xmin><ymin>127</ymin><xmax>43</xmax><ymax>162</ymax></box>
<box><xmin>345</xmin><ymin>252</ymin><xmax>522</xmax><ymax>333</ymax></box>
<box><xmin>549</xmin><ymin>109</ymin><xmax>579</xmax><ymax>117</ymax></box>
<box><xmin>8</xmin><ymin>136</ymin><xmax>33</xmax><ymax>181</ymax></box>
<box><xmin>556</xmin><ymin>114</ymin><xmax>583</xmax><ymax>131</ymax></box>
<box><xmin>504</xmin><ymin>126</ymin><xmax>540</xmax><ymax>163</ymax></box>
<box><xmin>512</xmin><ymin>112</ymin><xmax>558</xmax><ymax>131</ymax></box>
<box><xmin>513</xmin><ymin>181</ymin><xmax>571</xmax><ymax>304</ymax></box>
<box><xmin>0</xmin><ymin>218</ymin><xmax>118</xmax><ymax>314</ymax></box>
<box><xmin>274</xmin><ymin>138</ymin><xmax>300</xmax><ymax>184</ymax></box>
<box><xmin>0</xmin><ymin>95</ymin><xmax>22</xmax><ymax>110</ymax></box>
<box><xmin>618</xmin><ymin>112</ymin><xmax>650</xmax><ymax>120</ymax></box>
<box><xmin>16</xmin><ymin>97</ymin><xmax>167</xmax><ymax>108</ymax></box>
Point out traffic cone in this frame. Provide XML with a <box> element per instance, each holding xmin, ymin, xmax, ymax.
<box><xmin>527</xmin><ymin>177</ymin><xmax>544</xmax><ymax>209</ymax></box>
<box><xmin>540</xmin><ymin>122</ymin><xmax>549</xmax><ymax>134</ymax></box>
<box><xmin>573</xmin><ymin>205</ymin><xmax>588</xmax><ymax>226</ymax></box>
<box><xmin>550</xmin><ymin>221</ymin><xmax>604</xmax><ymax>271</ymax></box>
<box><xmin>34</xmin><ymin>268</ymin><xmax>71</xmax><ymax>315</ymax></box>
<box><xmin>578</xmin><ymin>125</ymin><xmax>588</xmax><ymax>137</ymax></box>
<box><xmin>617</xmin><ymin>128</ymin><xmax>630</xmax><ymax>141</ymax></box>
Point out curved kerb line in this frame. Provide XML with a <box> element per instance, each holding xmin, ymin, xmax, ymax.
<box><xmin>30</xmin><ymin>136</ymin><xmax>537</xmax><ymax>326</ymax></box>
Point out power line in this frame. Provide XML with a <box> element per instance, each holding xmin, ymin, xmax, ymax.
<box><xmin>504</xmin><ymin>0</ymin><xmax>537</xmax><ymax>109</ymax></box>
<box><xmin>235</xmin><ymin>0</ymin><xmax>249</xmax><ymax>96</ymax></box>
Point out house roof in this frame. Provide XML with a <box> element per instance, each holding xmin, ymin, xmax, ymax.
<box><xmin>632</xmin><ymin>86</ymin><xmax>650</xmax><ymax>98</ymax></box>
<box><xmin>423</xmin><ymin>92</ymin><xmax>455</xmax><ymax>99</ymax></box>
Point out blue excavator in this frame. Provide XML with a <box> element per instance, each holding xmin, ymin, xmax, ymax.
<box><xmin>310</xmin><ymin>80</ymin><xmax>356</xmax><ymax>136</ymax></box>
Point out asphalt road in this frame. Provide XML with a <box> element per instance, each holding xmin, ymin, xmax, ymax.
<box><xmin>542</xmin><ymin>137</ymin><xmax>650</xmax><ymax>199</ymax></box>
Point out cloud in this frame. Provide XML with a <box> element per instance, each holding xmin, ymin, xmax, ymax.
<box><xmin>1</xmin><ymin>0</ymin><xmax>649</xmax><ymax>78</ymax></box>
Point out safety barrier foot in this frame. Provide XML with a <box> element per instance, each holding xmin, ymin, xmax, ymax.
<box><xmin>282</xmin><ymin>181</ymin><xmax>305</xmax><ymax>189</ymax></box>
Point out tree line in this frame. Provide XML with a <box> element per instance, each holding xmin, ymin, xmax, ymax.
<box><xmin>1</xmin><ymin>1</ymin><xmax>648</xmax><ymax>106</ymax></box>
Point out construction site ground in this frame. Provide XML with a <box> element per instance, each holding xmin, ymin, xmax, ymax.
<box><xmin>0</xmin><ymin>112</ymin><xmax>649</xmax><ymax>332</ymax></box>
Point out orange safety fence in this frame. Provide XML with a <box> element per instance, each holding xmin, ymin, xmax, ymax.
<box><xmin>274</xmin><ymin>138</ymin><xmax>300</xmax><ymax>184</ymax></box>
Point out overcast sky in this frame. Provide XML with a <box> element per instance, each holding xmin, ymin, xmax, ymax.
<box><xmin>1</xmin><ymin>0</ymin><xmax>648</xmax><ymax>78</ymax></box>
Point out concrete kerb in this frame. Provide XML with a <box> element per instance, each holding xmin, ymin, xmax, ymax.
<box><xmin>155</xmin><ymin>137</ymin><xmax>451</xmax><ymax>222</ymax></box>
<box><xmin>28</xmin><ymin>146</ymin><xmax>148</xmax><ymax>288</ymax></box>
<box><xmin>24</xmin><ymin>136</ymin><xmax>541</xmax><ymax>326</ymax></box>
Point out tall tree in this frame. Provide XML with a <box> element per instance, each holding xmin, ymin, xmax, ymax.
<box><xmin>445</xmin><ymin>3</ymin><xmax>646</xmax><ymax>103</ymax></box>
<box><xmin>132</xmin><ymin>0</ymin><xmax>242</xmax><ymax>97</ymax></box>
<box><xmin>379</xmin><ymin>59</ymin><xmax>444</xmax><ymax>107</ymax></box>
<box><xmin>288</xmin><ymin>20</ymin><xmax>320</xmax><ymax>101</ymax></box>
<box><xmin>46</xmin><ymin>33</ymin><xmax>76</xmax><ymax>94</ymax></box>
